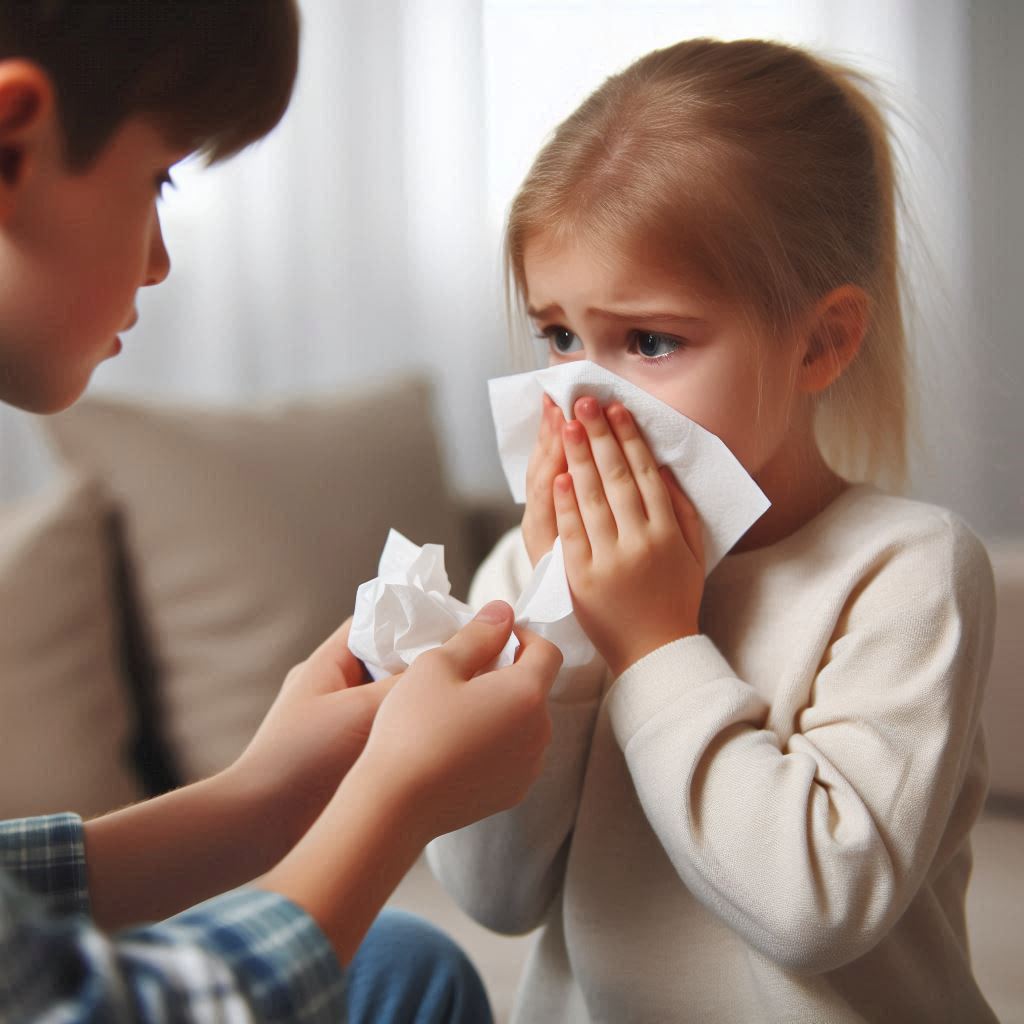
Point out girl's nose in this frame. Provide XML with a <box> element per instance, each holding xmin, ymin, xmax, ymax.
<box><xmin>144</xmin><ymin>209</ymin><xmax>171</xmax><ymax>287</ymax></box>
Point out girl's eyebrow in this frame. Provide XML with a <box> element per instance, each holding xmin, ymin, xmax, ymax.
<box><xmin>526</xmin><ymin>302</ymin><xmax>563</xmax><ymax>320</ymax></box>
<box><xmin>591</xmin><ymin>308</ymin><xmax>708</xmax><ymax>324</ymax></box>
<box><xmin>527</xmin><ymin>302</ymin><xmax>706</xmax><ymax>324</ymax></box>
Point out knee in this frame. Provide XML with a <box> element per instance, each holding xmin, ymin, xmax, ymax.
<box><xmin>344</xmin><ymin>910</ymin><xmax>492</xmax><ymax>1024</ymax></box>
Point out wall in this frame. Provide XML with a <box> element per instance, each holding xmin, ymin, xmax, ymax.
<box><xmin>966</xmin><ymin>0</ymin><xmax>1023</xmax><ymax>540</ymax></box>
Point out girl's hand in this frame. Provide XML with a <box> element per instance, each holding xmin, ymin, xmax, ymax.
<box><xmin>522</xmin><ymin>394</ymin><xmax>568</xmax><ymax>566</ymax></box>
<box><xmin>555</xmin><ymin>397</ymin><xmax>705</xmax><ymax>677</ymax></box>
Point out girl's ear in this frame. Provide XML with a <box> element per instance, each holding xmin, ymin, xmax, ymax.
<box><xmin>797</xmin><ymin>284</ymin><xmax>870</xmax><ymax>394</ymax></box>
<box><xmin>0</xmin><ymin>60</ymin><xmax>56</xmax><ymax>223</ymax></box>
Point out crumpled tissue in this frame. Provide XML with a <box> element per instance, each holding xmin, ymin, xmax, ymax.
<box><xmin>347</xmin><ymin>528</ymin><xmax>595</xmax><ymax>679</ymax></box>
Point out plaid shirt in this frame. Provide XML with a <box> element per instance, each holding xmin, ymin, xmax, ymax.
<box><xmin>0</xmin><ymin>814</ymin><xmax>346</xmax><ymax>1022</ymax></box>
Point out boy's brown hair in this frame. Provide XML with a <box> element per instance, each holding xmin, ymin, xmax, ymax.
<box><xmin>0</xmin><ymin>0</ymin><xmax>300</xmax><ymax>168</ymax></box>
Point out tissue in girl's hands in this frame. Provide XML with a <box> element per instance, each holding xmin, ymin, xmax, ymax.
<box><xmin>488</xmin><ymin>360</ymin><xmax>770</xmax><ymax>573</ymax></box>
<box><xmin>513</xmin><ymin>538</ymin><xmax>595</xmax><ymax>666</ymax></box>
<box><xmin>347</xmin><ymin>529</ymin><xmax>594</xmax><ymax>679</ymax></box>
<box><xmin>347</xmin><ymin>529</ymin><xmax>520</xmax><ymax>680</ymax></box>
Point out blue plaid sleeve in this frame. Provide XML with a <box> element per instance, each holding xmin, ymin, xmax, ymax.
<box><xmin>0</xmin><ymin>813</ymin><xmax>90</xmax><ymax>916</ymax></box>
<box><xmin>1</xmin><ymin>815</ymin><xmax>347</xmax><ymax>1022</ymax></box>
<box><xmin>117</xmin><ymin>889</ymin><xmax>347</xmax><ymax>1022</ymax></box>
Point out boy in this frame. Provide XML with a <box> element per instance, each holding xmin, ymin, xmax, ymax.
<box><xmin>0</xmin><ymin>3</ymin><xmax>560</xmax><ymax>1021</ymax></box>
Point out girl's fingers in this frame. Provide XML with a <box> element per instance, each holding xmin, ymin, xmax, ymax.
<box><xmin>547</xmin><ymin>401</ymin><xmax>568</xmax><ymax>467</ymax></box>
<box><xmin>528</xmin><ymin>423</ymin><xmax>567</xmax><ymax>502</ymax></box>
<box><xmin>660</xmin><ymin>466</ymin><xmax>705</xmax><ymax>569</ymax></box>
<box><xmin>553</xmin><ymin>471</ymin><xmax>592</xmax><ymax>567</ymax></box>
<box><xmin>533</xmin><ymin>396</ymin><xmax>555</xmax><ymax>455</ymax></box>
<box><xmin>524</xmin><ymin>398</ymin><xmax>570</xmax><ymax>566</ymax></box>
<box><xmin>543</xmin><ymin>397</ymin><xmax>557</xmax><ymax>444</ymax></box>
<box><xmin>536</xmin><ymin>403</ymin><xmax>567</xmax><ymax>487</ymax></box>
<box><xmin>535</xmin><ymin>407</ymin><xmax>568</xmax><ymax>504</ymax></box>
<box><xmin>562</xmin><ymin>418</ymin><xmax>618</xmax><ymax>549</ymax></box>
<box><xmin>573</xmin><ymin>397</ymin><xmax>647</xmax><ymax>532</ymax></box>
<box><xmin>605</xmin><ymin>403</ymin><xmax>677</xmax><ymax>528</ymax></box>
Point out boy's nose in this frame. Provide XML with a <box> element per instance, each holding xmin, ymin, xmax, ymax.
<box><xmin>144</xmin><ymin>210</ymin><xmax>171</xmax><ymax>286</ymax></box>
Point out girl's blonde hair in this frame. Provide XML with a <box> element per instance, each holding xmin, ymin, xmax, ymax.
<box><xmin>505</xmin><ymin>38</ymin><xmax>908</xmax><ymax>488</ymax></box>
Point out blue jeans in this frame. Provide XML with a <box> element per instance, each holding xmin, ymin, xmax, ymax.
<box><xmin>343</xmin><ymin>910</ymin><xmax>493</xmax><ymax>1024</ymax></box>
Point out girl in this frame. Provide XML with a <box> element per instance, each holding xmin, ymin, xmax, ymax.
<box><xmin>428</xmin><ymin>37</ymin><xmax>998</xmax><ymax>1023</ymax></box>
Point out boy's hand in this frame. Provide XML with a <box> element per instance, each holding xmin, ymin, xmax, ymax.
<box><xmin>523</xmin><ymin>394</ymin><xmax>568</xmax><ymax>566</ymax></box>
<box><xmin>257</xmin><ymin>601</ymin><xmax>561</xmax><ymax>966</ymax></box>
<box><xmin>228</xmin><ymin>618</ymin><xmax>398</xmax><ymax>846</ymax></box>
<box><xmin>359</xmin><ymin>601</ymin><xmax>561</xmax><ymax>840</ymax></box>
<box><xmin>554</xmin><ymin>397</ymin><xmax>704</xmax><ymax>678</ymax></box>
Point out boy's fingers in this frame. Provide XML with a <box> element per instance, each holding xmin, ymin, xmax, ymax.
<box><xmin>435</xmin><ymin>601</ymin><xmax>516</xmax><ymax>679</ymax></box>
<box><xmin>308</xmin><ymin>617</ymin><xmax>371</xmax><ymax>692</ymax></box>
<box><xmin>327</xmin><ymin>671</ymin><xmax>399</xmax><ymax>715</ymax></box>
<box><xmin>510</xmin><ymin>628</ymin><xmax>563</xmax><ymax>696</ymax></box>
<box><xmin>660</xmin><ymin>467</ymin><xmax>705</xmax><ymax>568</ymax></box>
<box><xmin>358</xmin><ymin>673</ymin><xmax>401</xmax><ymax>707</ymax></box>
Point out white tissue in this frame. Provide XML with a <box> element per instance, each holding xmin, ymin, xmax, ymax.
<box><xmin>488</xmin><ymin>360</ymin><xmax>770</xmax><ymax>573</ymax></box>
<box><xmin>512</xmin><ymin>537</ymin><xmax>595</xmax><ymax>666</ymax></box>
<box><xmin>348</xmin><ymin>529</ymin><xmax>520</xmax><ymax>680</ymax></box>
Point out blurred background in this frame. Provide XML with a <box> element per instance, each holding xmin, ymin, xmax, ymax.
<box><xmin>0</xmin><ymin>0</ymin><xmax>1020</xmax><ymax>541</ymax></box>
<box><xmin>0</xmin><ymin>4</ymin><xmax>1020</xmax><ymax>1020</ymax></box>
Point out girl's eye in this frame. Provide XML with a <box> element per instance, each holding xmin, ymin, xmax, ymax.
<box><xmin>630</xmin><ymin>330</ymin><xmax>681</xmax><ymax>360</ymax></box>
<box><xmin>155</xmin><ymin>170</ymin><xmax>176</xmax><ymax>199</ymax></box>
<box><xmin>543</xmin><ymin>326</ymin><xmax>583</xmax><ymax>356</ymax></box>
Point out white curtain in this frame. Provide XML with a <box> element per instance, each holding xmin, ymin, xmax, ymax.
<box><xmin>1</xmin><ymin>0</ymin><xmax>1019</xmax><ymax>538</ymax></box>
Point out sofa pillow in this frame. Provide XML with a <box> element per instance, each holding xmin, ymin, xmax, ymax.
<box><xmin>43</xmin><ymin>378</ymin><xmax>469</xmax><ymax>783</ymax></box>
<box><xmin>0</xmin><ymin>474</ymin><xmax>142</xmax><ymax>818</ymax></box>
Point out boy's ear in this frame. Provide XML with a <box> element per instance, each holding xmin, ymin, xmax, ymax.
<box><xmin>0</xmin><ymin>60</ymin><xmax>56</xmax><ymax>222</ymax></box>
<box><xmin>797</xmin><ymin>284</ymin><xmax>870</xmax><ymax>394</ymax></box>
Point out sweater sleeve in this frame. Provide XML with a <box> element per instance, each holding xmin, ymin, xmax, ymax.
<box><xmin>607</xmin><ymin>513</ymin><xmax>995</xmax><ymax>974</ymax></box>
<box><xmin>427</xmin><ymin>528</ymin><xmax>606</xmax><ymax>934</ymax></box>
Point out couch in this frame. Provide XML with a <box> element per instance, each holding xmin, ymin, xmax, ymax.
<box><xmin>0</xmin><ymin>375</ymin><xmax>1020</xmax><ymax>1023</ymax></box>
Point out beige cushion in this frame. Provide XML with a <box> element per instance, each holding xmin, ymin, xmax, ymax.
<box><xmin>43</xmin><ymin>379</ymin><xmax>468</xmax><ymax>782</ymax></box>
<box><xmin>0</xmin><ymin>475</ymin><xmax>141</xmax><ymax>818</ymax></box>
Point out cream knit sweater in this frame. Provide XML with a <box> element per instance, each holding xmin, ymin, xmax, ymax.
<box><xmin>427</xmin><ymin>485</ymin><xmax>999</xmax><ymax>1023</ymax></box>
